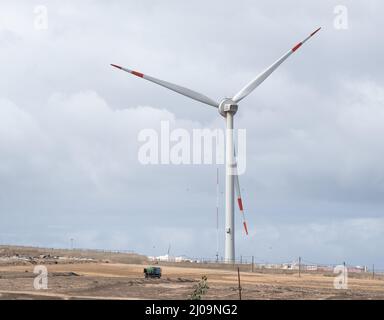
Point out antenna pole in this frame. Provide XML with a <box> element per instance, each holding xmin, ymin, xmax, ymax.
<box><xmin>216</xmin><ymin>167</ymin><xmax>219</xmax><ymax>263</ymax></box>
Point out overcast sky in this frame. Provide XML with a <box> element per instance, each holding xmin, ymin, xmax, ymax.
<box><xmin>1</xmin><ymin>0</ymin><xmax>383</xmax><ymax>268</ymax></box>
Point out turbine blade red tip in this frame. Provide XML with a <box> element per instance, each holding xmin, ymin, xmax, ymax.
<box><xmin>310</xmin><ymin>27</ymin><xmax>321</xmax><ymax>37</ymax></box>
<box><xmin>110</xmin><ymin>64</ymin><xmax>122</xmax><ymax>69</ymax></box>
<box><xmin>292</xmin><ymin>42</ymin><xmax>303</xmax><ymax>52</ymax></box>
<box><xmin>237</xmin><ymin>198</ymin><xmax>244</xmax><ymax>211</ymax></box>
<box><xmin>243</xmin><ymin>222</ymin><xmax>249</xmax><ymax>235</ymax></box>
<box><xmin>132</xmin><ymin>70</ymin><xmax>144</xmax><ymax>78</ymax></box>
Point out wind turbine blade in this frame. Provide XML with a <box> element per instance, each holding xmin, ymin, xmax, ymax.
<box><xmin>233</xmin><ymin>149</ymin><xmax>249</xmax><ymax>235</ymax></box>
<box><xmin>111</xmin><ymin>64</ymin><xmax>219</xmax><ymax>108</ymax></box>
<box><xmin>232</xmin><ymin>27</ymin><xmax>321</xmax><ymax>103</ymax></box>
<box><xmin>234</xmin><ymin>171</ymin><xmax>249</xmax><ymax>235</ymax></box>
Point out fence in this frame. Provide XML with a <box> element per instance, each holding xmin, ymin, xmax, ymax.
<box><xmin>150</xmin><ymin>255</ymin><xmax>384</xmax><ymax>276</ymax></box>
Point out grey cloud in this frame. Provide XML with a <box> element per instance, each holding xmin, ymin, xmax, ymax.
<box><xmin>0</xmin><ymin>0</ymin><xmax>383</xmax><ymax>267</ymax></box>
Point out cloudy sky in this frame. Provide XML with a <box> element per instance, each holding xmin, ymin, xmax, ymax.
<box><xmin>1</xmin><ymin>0</ymin><xmax>383</xmax><ymax>268</ymax></box>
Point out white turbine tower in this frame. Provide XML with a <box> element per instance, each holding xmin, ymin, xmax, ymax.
<box><xmin>111</xmin><ymin>28</ymin><xmax>321</xmax><ymax>263</ymax></box>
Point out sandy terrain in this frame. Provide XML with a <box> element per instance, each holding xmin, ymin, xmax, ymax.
<box><xmin>0</xmin><ymin>246</ymin><xmax>383</xmax><ymax>300</ymax></box>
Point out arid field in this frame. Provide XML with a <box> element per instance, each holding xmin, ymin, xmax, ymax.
<box><xmin>0</xmin><ymin>246</ymin><xmax>383</xmax><ymax>300</ymax></box>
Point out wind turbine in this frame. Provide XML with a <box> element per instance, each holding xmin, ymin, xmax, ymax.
<box><xmin>111</xmin><ymin>27</ymin><xmax>321</xmax><ymax>263</ymax></box>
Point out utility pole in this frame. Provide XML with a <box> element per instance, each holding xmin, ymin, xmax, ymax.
<box><xmin>237</xmin><ymin>267</ymin><xmax>242</xmax><ymax>300</ymax></box>
<box><xmin>372</xmin><ymin>264</ymin><xmax>375</xmax><ymax>280</ymax></box>
<box><xmin>70</xmin><ymin>238</ymin><xmax>74</xmax><ymax>250</ymax></box>
<box><xmin>343</xmin><ymin>261</ymin><xmax>346</xmax><ymax>285</ymax></box>
<box><xmin>298</xmin><ymin>257</ymin><xmax>301</xmax><ymax>278</ymax></box>
<box><xmin>251</xmin><ymin>256</ymin><xmax>254</xmax><ymax>273</ymax></box>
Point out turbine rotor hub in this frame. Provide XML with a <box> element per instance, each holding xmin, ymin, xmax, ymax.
<box><xmin>219</xmin><ymin>98</ymin><xmax>238</xmax><ymax>117</ymax></box>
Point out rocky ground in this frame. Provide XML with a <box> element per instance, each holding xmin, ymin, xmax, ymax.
<box><xmin>0</xmin><ymin>246</ymin><xmax>383</xmax><ymax>300</ymax></box>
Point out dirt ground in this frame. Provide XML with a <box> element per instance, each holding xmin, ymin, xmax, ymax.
<box><xmin>0</xmin><ymin>246</ymin><xmax>383</xmax><ymax>300</ymax></box>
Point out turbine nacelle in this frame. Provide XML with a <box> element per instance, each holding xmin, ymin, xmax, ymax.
<box><xmin>219</xmin><ymin>98</ymin><xmax>238</xmax><ymax>117</ymax></box>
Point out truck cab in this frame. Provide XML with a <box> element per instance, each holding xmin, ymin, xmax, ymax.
<box><xmin>144</xmin><ymin>266</ymin><xmax>162</xmax><ymax>279</ymax></box>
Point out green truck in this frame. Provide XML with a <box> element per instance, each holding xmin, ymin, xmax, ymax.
<box><xmin>144</xmin><ymin>266</ymin><xmax>162</xmax><ymax>279</ymax></box>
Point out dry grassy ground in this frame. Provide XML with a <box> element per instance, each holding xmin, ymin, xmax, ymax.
<box><xmin>0</xmin><ymin>246</ymin><xmax>383</xmax><ymax>300</ymax></box>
